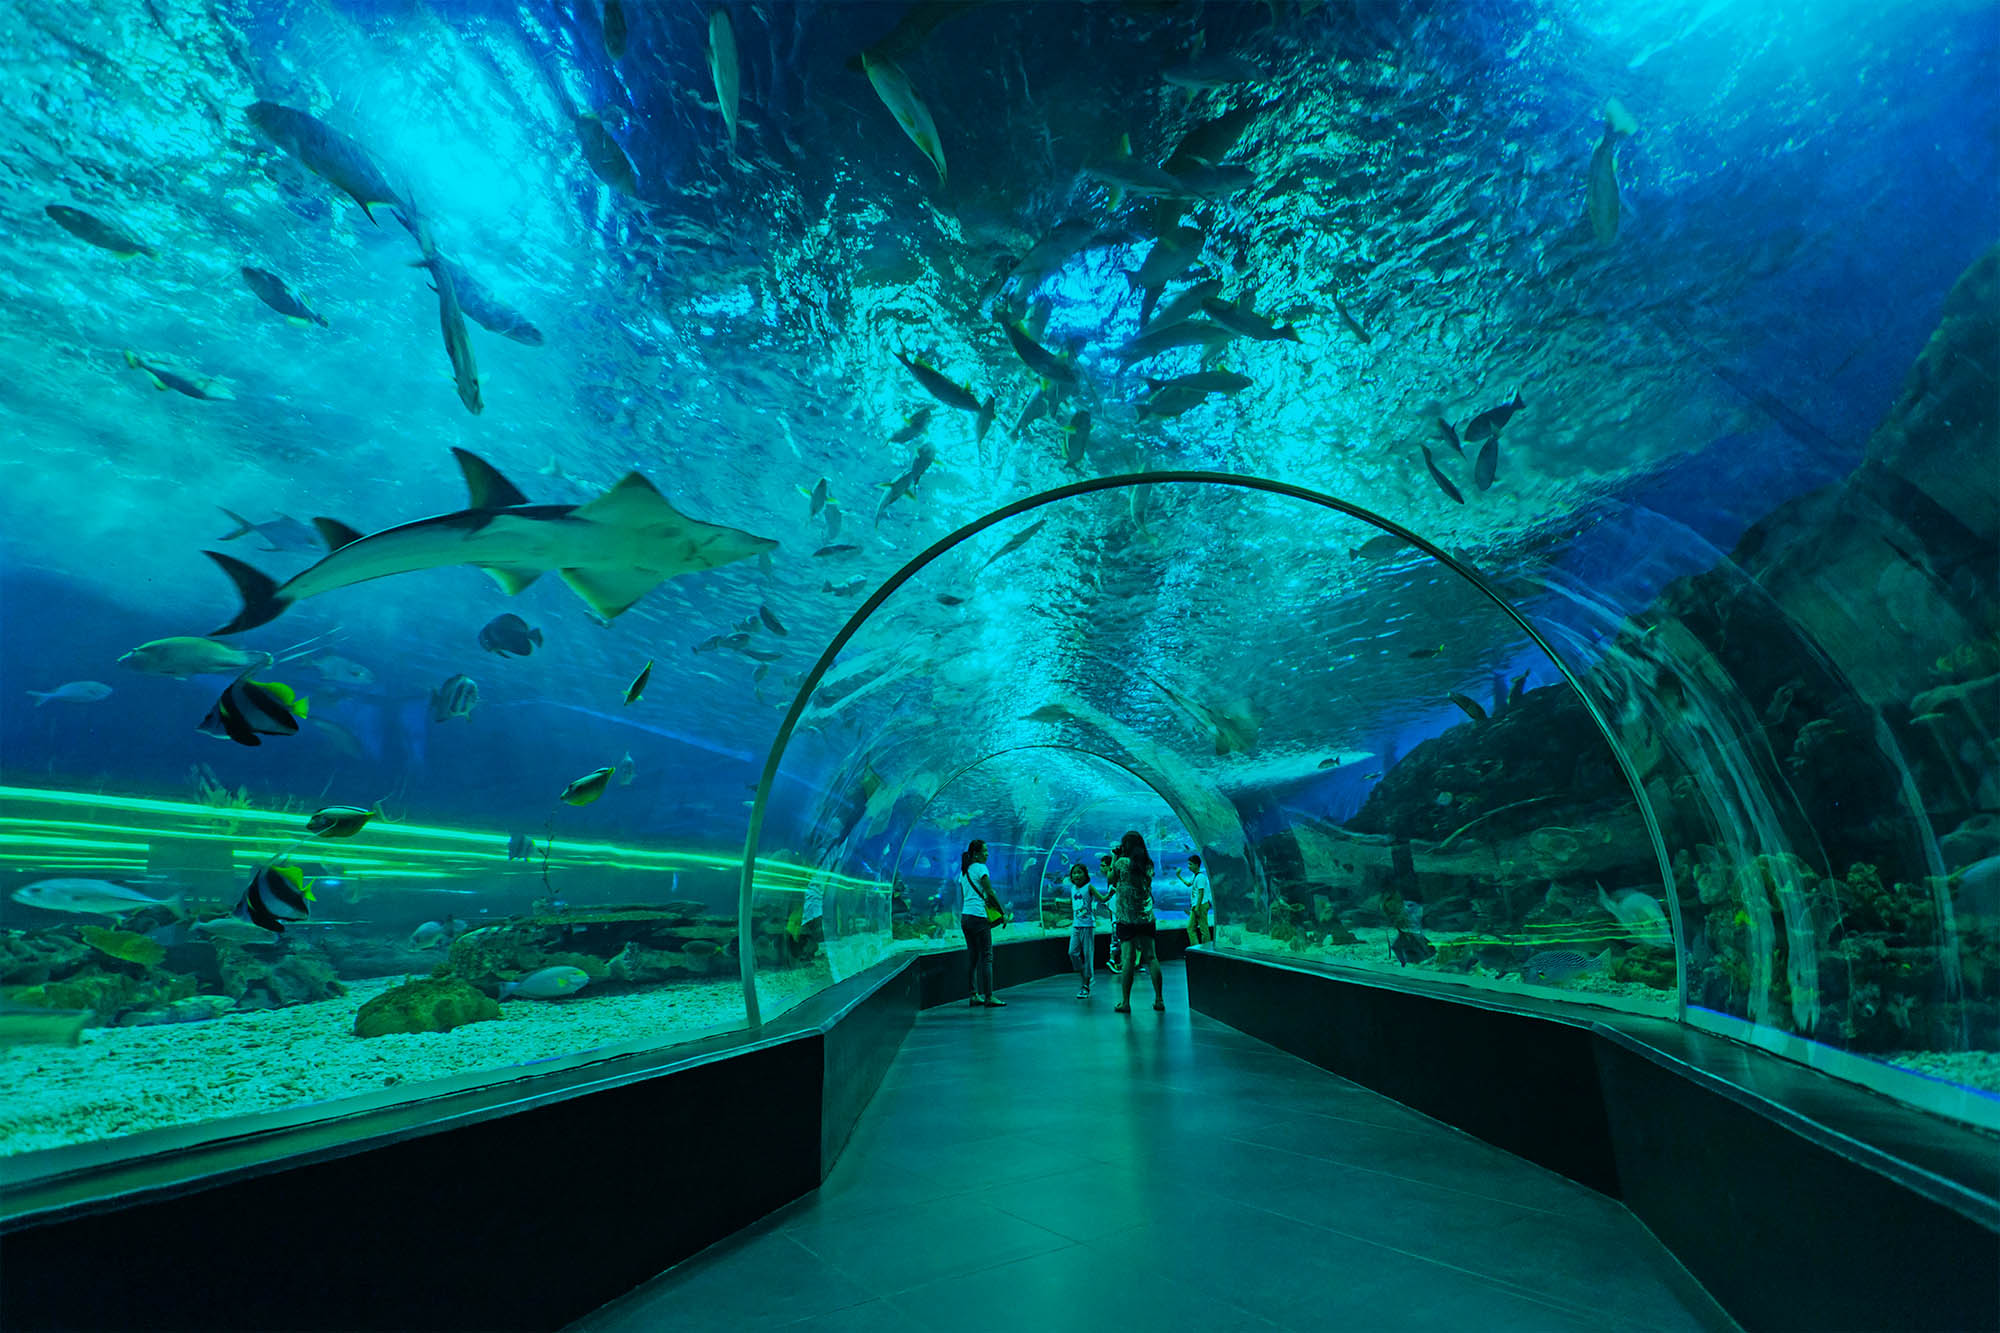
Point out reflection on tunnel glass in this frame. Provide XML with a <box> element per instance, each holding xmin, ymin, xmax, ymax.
<box><xmin>3</xmin><ymin>0</ymin><xmax>1995</xmax><ymax>1174</ymax></box>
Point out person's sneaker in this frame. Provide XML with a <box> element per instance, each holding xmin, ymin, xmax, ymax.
<box><xmin>984</xmin><ymin>996</ymin><xmax>1007</xmax><ymax>1008</ymax></box>
<box><xmin>1076</xmin><ymin>988</ymin><xmax>1089</xmax><ymax>999</ymax></box>
<box><xmin>968</xmin><ymin>997</ymin><xmax>985</xmax><ymax>1007</ymax></box>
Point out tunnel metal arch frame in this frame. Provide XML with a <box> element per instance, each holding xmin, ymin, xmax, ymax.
<box><xmin>738</xmin><ymin>472</ymin><xmax>1684</xmax><ymax>1025</ymax></box>
<box><xmin>882</xmin><ymin>741</ymin><xmax>1203</xmax><ymax>925</ymax></box>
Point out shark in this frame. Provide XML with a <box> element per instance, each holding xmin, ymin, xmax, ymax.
<box><xmin>205</xmin><ymin>449</ymin><xmax>778</xmax><ymax>634</ymax></box>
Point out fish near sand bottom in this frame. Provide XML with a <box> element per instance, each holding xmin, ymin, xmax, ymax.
<box><xmin>0</xmin><ymin>1006</ymin><xmax>93</xmax><ymax>1050</ymax></box>
<box><xmin>203</xmin><ymin>449</ymin><xmax>777</xmax><ymax>634</ymax></box>
<box><xmin>1518</xmin><ymin>947</ymin><xmax>1611</xmax><ymax>986</ymax></box>
<box><xmin>501</xmin><ymin>966</ymin><xmax>590</xmax><ymax>1000</ymax></box>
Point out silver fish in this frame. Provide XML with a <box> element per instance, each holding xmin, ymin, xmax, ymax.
<box><xmin>13</xmin><ymin>878</ymin><xmax>183</xmax><ymax>919</ymax></box>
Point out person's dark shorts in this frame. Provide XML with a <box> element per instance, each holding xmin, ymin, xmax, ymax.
<box><xmin>1115</xmin><ymin>919</ymin><xmax>1156</xmax><ymax>942</ymax></box>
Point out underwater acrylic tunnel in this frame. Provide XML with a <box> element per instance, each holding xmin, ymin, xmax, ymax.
<box><xmin>1</xmin><ymin>0</ymin><xmax>1996</xmax><ymax>1328</ymax></box>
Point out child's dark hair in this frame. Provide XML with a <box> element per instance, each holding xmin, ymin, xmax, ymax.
<box><xmin>1188</xmin><ymin>855</ymin><xmax>1202</xmax><ymax>868</ymax></box>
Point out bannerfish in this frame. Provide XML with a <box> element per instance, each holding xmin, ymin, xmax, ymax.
<box><xmin>431</xmin><ymin>674</ymin><xmax>479</xmax><ymax>723</ymax></box>
<box><xmin>861</xmin><ymin>51</ymin><xmax>946</xmax><ymax>184</ymax></box>
<box><xmin>246</xmin><ymin>101</ymin><xmax>404</xmax><ymax>223</ymax></box>
<box><xmin>124</xmin><ymin>350</ymin><xmax>231</xmax><ymax>400</ymax></box>
<box><xmin>708</xmin><ymin>9</ymin><xmax>740</xmax><ymax>149</ymax></box>
<box><xmin>240</xmin><ymin>267</ymin><xmax>329</xmax><ymax>327</ymax></box>
<box><xmin>1464</xmin><ymin>391</ymin><xmax>1525</xmax><ymax>442</ymax></box>
<box><xmin>560</xmin><ymin>766</ymin><xmax>615</xmax><ymax>806</ymax></box>
<box><xmin>500</xmin><ymin>965</ymin><xmax>591</xmax><ymax>1000</ymax></box>
<box><xmin>1447</xmin><ymin>692</ymin><xmax>1488</xmax><ymax>724</ymax></box>
<box><xmin>216</xmin><ymin>509</ymin><xmax>323</xmax><ymax>553</ymax></box>
<box><xmin>120</xmin><ymin>636</ymin><xmax>271</xmax><ymax>679</ymax></box>
<box><xmin>202</xmin><ymin>450</ymin><xmax>777</xmax><ymax>634</ymax></box>
<box><xmin>12</xmin><ymin>878</ymin><xmax>184</xmax><ymax>919</ymax></box>
<box><xmin>45</xmin><ymin>204</ymin><xmax>156</xmax><ymax>258</ymax></box>
<box><xmin>233</xmin><ymin>861</ymin><xmax>314</xmax><ymax>934</ymax></box>
<box><xmin>615</xmin><ymin>750</ymin><xmax>637</xmax><ymax>786</ymax></box>
<box><xmin>307</xmin><ymin>804</ymin><xmax>375</xmax><ymax>837</ymax></box>
<box><xmin>199</xmin><ymin>675</ymin><xmax>309</xmax><ymax>747</ymax></box>
<box><xmin>1586</xmin><ymin>99</ymin><xmax>1640</xmax><ymax>245</ymax></box>
<box><xmin>1519</xmin><ymin>947</ymin><xmax>1610</xmax><ymax>986</ymax></box>
<box><xmin>1597</xmin><ymin>884</ymin><xmax>1671</xmax><ymax>947</ymax></box>
<box><xmin>478</xmin><ymin>613</ymin><xmax>543</xmax><ymax>656</ymax></box>
<box><xmin>0</xmin><ymin>1006</ymin><xmax>93</xmax><ymax>1050</ymax></box>
<box><xmin>625</xmin><ymin>659</ymin><xmax>653</xmax><ymax>705</ymax></box>
<box><xmin>27</xmin><ymin>681</ymin><xmax>112</xmax><ymax>707</ymax></box>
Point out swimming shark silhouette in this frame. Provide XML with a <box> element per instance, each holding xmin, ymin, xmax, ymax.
<box><xmin>206</xmin><ymin>449</ymin><xmax>777</xmax><ymax>634</ymax></box>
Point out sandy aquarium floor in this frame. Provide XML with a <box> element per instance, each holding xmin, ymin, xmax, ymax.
<box><xmin>0</xmin><ymin>968</ymin><xmax>830</xmax><ymax>1159</ymax></box>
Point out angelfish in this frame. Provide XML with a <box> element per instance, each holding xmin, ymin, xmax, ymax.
<box><xmin>862</xmin><ymin>50</ymin><xmax>946</xmax><ymax>184</ymax></box>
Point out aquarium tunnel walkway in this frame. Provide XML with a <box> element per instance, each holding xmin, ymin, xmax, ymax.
<box><xmin>570</xmin><ymin>963</ymin><xmax>1724</xmax><ymax>1333</ymax></box>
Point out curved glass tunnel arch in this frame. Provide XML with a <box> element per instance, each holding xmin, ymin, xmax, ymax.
<box><xmin>738</xmin><ymin>472</ymin><xmax>1684</xmax><ymax>1023</ymax></box>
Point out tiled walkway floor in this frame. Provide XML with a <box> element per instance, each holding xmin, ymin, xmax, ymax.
<box><xmin>570</xmin><ymin>964</ymin><xmax>1730</xmax><ymax>1332</ymax></box>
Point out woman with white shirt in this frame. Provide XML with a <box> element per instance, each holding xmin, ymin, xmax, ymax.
<box><xmin>958</xmin><ymin>839</ymin><xmax>1008</xmax><ymax>1008</ymax></box>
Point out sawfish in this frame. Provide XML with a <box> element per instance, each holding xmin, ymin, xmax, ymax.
<box><xmin>205</xmin><ymin>449</ymin><xmax>777</xmax><ymax>634</ymax></box>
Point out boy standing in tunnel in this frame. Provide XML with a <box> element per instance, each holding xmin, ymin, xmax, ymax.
<box><xmin>1068</xmin><ymin>862</ymin><xmax>1112</xmax><ymax>998</ymax></box>
<box><xmin>1181</xmin><ymin>854</ymin><xmax>1212</xmax><ymax>945</ymax></box>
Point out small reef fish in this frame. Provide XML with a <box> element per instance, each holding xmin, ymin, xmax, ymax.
<box><xmin>1390</xmin><ymin>930</ymin><xmax>1436</xmax><ymax>966</ymax></box>
<box><xmin>825</xmin><ymin>576</ymin><xmax>869</xmax><ymax>596</ymax></box>
<box><xmin>44</xmin><ymin>204</ymin><xmax>155</xmax><ymax>258</ymax></box>
<box><xmin>862</xmin><ymin>51</ymin><xmax>946</xmax><ymax>184</ymax></box>
<box><xmin>478</xmin><ymin>612</ymin><xmax>543</xmax><ymax>656</ymax></box>
<box><xmin>894</xmin><ymin>352</ymin><xmax>990</xmax><ymax>423</ymax></box>
<box><xmin>1434</xmin><ymin>416</ymin><xmax>1462</xmax><ymax>457</ymax></box>
<box><xmin>1147</xmin><ymin>278</ymin><xmax>1223</xmax><ymax>332</ymax></box>
<box><xmin>615</xmin><ymin>750</ymin><xmax>637</xmax><ymax>786</ymax></box>
<box><xmin>12</xmin><ymin>878</ymin><xmax>183</xmax><ymax>919</ymax></box>
<box><xmin>625</xmin><ymin>659</ymin><xmax>653</xmax><ymax>705</ymax></box>
<box><xmin>216</xmin><ymin>509</ymin><xmax>323</xmax><ymax>553</ymax></box>
<box><xmin>80</xmin><ymin>925</ymin><xmax>167</xmax><ymax>968</ymax></box>
<box><xmin>759</xmin><ymin>604</ymin><xmax>788</xmax><ymax>636</ymax></box>
<box><xmin>576</xmin><ymin>111</ymin><xmax>639</xmax><ymax>195</ymax></box>
<box><xmin>1164</xmin><ymin>101</ymin><xmax>1265</xmax><ymax>174</ymax></box>
<box><xmin>800</xmin><ymin>477</ymin><xmax>834</xmax><ymax>517</ymax></box>
<box><xmin>27</xmin><ymin>681</ymin><xmax>112</xmax><ymax>707</ymax></box>
<box><xmin>246</xmin><ymin>101</ymin><xmax>404</xmax><ymax>222</ymax></box>
<box><xmin>1464</xmin><ymin>391</ymin><xmax>1526</xmax><ymax>442</ymax></box>
<box><xmin>1351</xmin><ymin>534</ymin><xmax>1406</xmax><ymax>560</ymax></box>
<box><xmin>409</xmin><ymin>917</ymin><xmax>465</xmax><ymax>948</ymax></box>
<box><xmin>889</xmin><ymin>406</ymin><xmax>932</xmax><ymax>444</ymax></box>
<box><xmin>1474</xmin><ymin>436</ymin><xmax>1499</xmax><ymax>492</ymax></box>
<box><xmin>200</xmin><ymin>675</ymin><xmax>309</xmax><ymax>747</ymax></box>
<box><xmin>1586</xmin><ymin>99</ymin><xmax>1639</xmax><ymax>245</ymax></box>
<box><xmin>602</xmin><ymin>0</ymin><xmax>627</xmax><ymax>59</ymax></box>
<box><xmin>1201</xmin><ymin>296</ymin><xmax>1301</xmax><ymax>343</ymax></box>
<box><xmin>312</xmin><ymin>655</ymin><xmax>375</xmax><ymax>687</ymax></box>
<box><xmin>1162</xmin><ymin>53</ymin><xmax>1263</xmax><ymax>91</ymax></box>
<box><xmin>708</xmin><ymin>8</ymin><xmax>740</xmax><ymax>150</ymax></box>
<box><xmin>1419</xmin><ymin>442</ymin><xmax>1464</xmax><ymax>504</ymax></box>
<box><xmin>1115</xmin><ymin>320</ymin><xmax>1233</xmax><ymax>365</ymax></box>
<box><xmin>1128</xmin><ymin>227</ymin><xmax>1205</xmax><ymax>319</ymax></box>
<box><xmin>1000</xmin><ymin>319</ymin><xmax>1077</xmax><ymax>386</ymax></box>
<box><xmin>500</xmin><ymin>965</ymin><xmax>591</xmax><ymax>1000</ymax></box>
<box><xmin>980</xmin><ymin>518</ymin><xmax>1048</xmax><ymax>572</ymax></box>
<box><xmin>1084</xmin><ymin>136</ymin><xmax>1194</xmax><ymax>208</ymax></box>
<box><xmin>814</xmin><ymin>544</ymin><xmax>861</xmax><ymax>558</ymax></box>
<box><xmin>1408</xmin><ymin>645</ymin><xmax>1446</xmax><ymax>660</ymax></box>
<box><xmin>239</xmin><ymin>267</ymin><xmax>328</xmax><ymax>327</ymax></box>
<box><xmin>507</xmin><ymin>832</ymin><xmax>536</xmax><ymax>860</ymax></box>
<box><xmin>560</xmin><ymin>766</ymin><xmax>616</xmax><ymax>806</ymax></box>
<box><xmin>1447</xmin><ymin>692</ymin><xmax>1488</xmax><ymax>724</ymax></box>
<box><xmin>1597</xmin><ymin>884</ymin><xmax>1672</xmax><ymax>947</ymax></box>
<box><xmin>192</xmin><ymin>914</ymin><xmax>274</xmax><ymax>945</ymax></box>
<box><xmin>1062</xmin><ymin>411</ymin><xmax>1090</xmax><ymax>467</ymax></box>
<box><xmin>120</xmin><ymin>636</ymin><xmax>270</xmax><ymax>678</ymax></box>
<box><xmin>431</xmin><ymin>674</ymin><xmax>480</xmax><ymax>723</ymax></box>
<box><xmin>408</xmin><ymin>213</ymin><xmax>482</xmax><ymax>415</ymax></box>
<box><xmin>124</xmin><ymin>350</ymin><xmax>231</xmax><ymax>400</ymax></box>
<box><xmin>1136</xmin><ymin>383</ymin><xmax>1208</xmax><ymax>421</ymax></box>
<box><xmin>233</xmin><ymin>862</ymin><xmax>313</xmax><ymax>934</ymax></box>
<box><xmin>0</xmin><ymin>1006</ymin><xmax>93</xmax><ymax>1049</ymax></box>
<box><xmin>307</xmin><ymin>805</ymin><xmax>375</xmax><ymax>837</ymax></box>
<box><xmin>1146</xmin><ymin>370</ymin><xmax>1251</xmax><ymax>395</ymax></box>
<box><xmin>1520</xmin><ymin>947</ymin><xmax>1611</xmax><ymax>986</ymax></box>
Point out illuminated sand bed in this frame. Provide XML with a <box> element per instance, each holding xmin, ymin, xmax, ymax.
<box><xmin>0</xmin><ymin>968</ymin><xmax>831</xmax><ymax>1159</ymax></box>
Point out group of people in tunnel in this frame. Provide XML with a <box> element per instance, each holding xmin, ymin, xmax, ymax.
<box><xmin>956</xmin><ymin>832</ymin><xmax>1212</xmax><ymax>1013</ymax></box>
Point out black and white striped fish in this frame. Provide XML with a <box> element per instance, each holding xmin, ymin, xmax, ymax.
<box><xmin>198</xmin><ymin>675</ymin><xmax>309</xmax><ymax>747</ymax></box>
<box><xmin>233</xmin><ymin>862</ymin><xmax>314</xmax><ymax>934</ymax></box>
